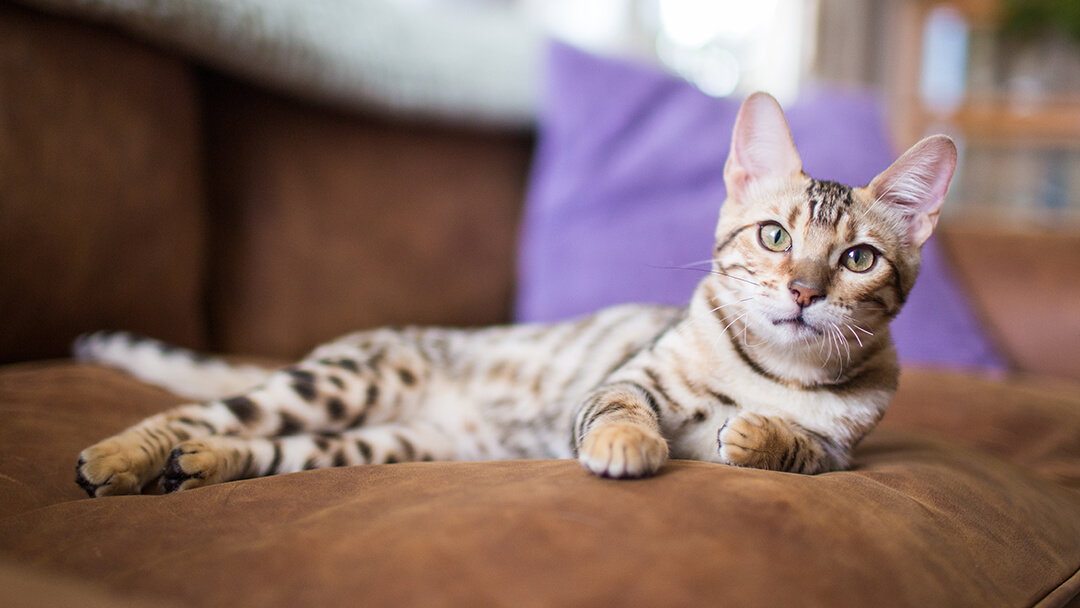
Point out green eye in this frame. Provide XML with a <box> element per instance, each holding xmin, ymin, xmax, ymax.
<box><xmin>759</xmin><ymin>223</ymin><xmax>791</xmax><ymax>252</ymax></box>
<box><xmin>842</xmin><ymin>245</ymin><xmax>876</xmax><ymax>272</ymax></box>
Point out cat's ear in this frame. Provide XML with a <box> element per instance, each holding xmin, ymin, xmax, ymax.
<box><xmin>868</xmin><ymin>135</ymin><xmax>957</xmax><ymax>247</ymax></box>
<box><xmin>724</xmin><ymin>92</ymin><xmax>802</xmax><ymax>202</ymax></box>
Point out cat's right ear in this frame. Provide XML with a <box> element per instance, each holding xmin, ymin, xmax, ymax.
<box><xmin>724</xmin><ymin>92</ymin><xmax>802</xmax><ymax>203</ymax></box>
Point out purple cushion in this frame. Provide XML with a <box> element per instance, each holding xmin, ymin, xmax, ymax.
<box><xmin>515</xmin><ymin>42</ymin><xmax>1005</xmax><ymax>370</ymax></box>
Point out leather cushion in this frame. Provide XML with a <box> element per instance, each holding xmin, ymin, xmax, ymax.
<box><xmin>1</xmin><ymin>363</ymin><xmax>1078</xmax><ymax>606</ymax></box>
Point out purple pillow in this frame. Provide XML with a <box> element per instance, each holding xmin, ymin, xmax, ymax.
<box><xmin>515</xmin><ymin>42</ymin><xmax>1004</xmax><ymax>370</ymax></box>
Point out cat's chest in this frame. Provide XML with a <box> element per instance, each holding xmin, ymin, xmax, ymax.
<box><xmin>643</xmin><ymin>339</ymin><xmax>879</xmax><ymax>437</ymax></box>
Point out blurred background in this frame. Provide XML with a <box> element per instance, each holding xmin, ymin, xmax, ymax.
<box><xmin>18</xmin><ymin>0</ymin><xmax>1080</xmax><ymax>222</ymax></box>
<box><xmin>3</xmin><ymin>0</ymin><xmax>1080</xmax><ymax>365</ymax></box>
<box><xmin>518</xmin><ymin>0</ymin><xmax>1080</xmax><ymax>221</ymax></box>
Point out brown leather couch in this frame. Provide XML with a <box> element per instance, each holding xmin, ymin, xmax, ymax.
<box><xmin>3</xmin><ymin>4</ymin><xmax>1079</xmax><ymax>606</ymax></box>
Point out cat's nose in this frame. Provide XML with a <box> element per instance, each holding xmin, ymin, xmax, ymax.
<box><xmin>788</xmin><ymin>281</ymin><xmax>825</xmax><ymax>308</ymax></box>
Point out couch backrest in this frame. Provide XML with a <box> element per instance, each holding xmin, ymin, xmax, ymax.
<box><xmin>938</xmin><ymin>223</ymin><xmax>1080</xmax><ymax>381</ymax></box>
<box><xmin>0</xmin><ymin>3</ymin><xmax>531</xmax><ymax>364</ymax></box>
<box><xmin>0</xmin><ymin>3</ymin><xmax>208</xmax><ymax>363</ymax></box>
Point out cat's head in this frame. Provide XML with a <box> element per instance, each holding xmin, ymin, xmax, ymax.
<box><xmin>709</xmin><ymin>92</ymin><xmax>956</xmax><ymax>370</ymax></box>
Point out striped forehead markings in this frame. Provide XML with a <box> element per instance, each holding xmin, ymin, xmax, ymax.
<box><xmin>807</xmin><ymin>179</ymin><xmax>854</xmax><ymax>228</ymax></box>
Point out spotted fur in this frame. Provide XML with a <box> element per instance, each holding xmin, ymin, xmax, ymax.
<box><xmin>74</xmin><ymin>93</ymin><xmax>957</xmax><ymax>496</ymax></box>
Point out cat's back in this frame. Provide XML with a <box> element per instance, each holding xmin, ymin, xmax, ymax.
<box><xmin>461</xmin><ymin>302</ymin><xmax>683</xmax><ymax>391</ymax></box>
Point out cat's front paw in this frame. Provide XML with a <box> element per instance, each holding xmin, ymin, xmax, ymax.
<box><xmin>718</xmin><ymin>412</ymin><xmax>794</xmax><ymax>471</ymax></box>
<box><xmin>76</xmin><ymin>437</ymin><xmax>160</xmax><ymax>497</ymax></box>
<box><xmin>161</xmin><ymin>440</ymin><xmax>231</xmax><ymax>493</ymax></box>
<box><xmin>579</xmin><ymin>423</ymin><xmax>669</xmax><ymax>479</ymax></box>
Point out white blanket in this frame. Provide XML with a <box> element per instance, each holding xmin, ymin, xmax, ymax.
<box><xmin>21</xmin><ymin>0</ymin><xmax>542</xmax><ymax>128</ymax></box>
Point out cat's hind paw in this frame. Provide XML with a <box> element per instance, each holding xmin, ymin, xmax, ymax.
<box><xmin>579</xmin><ymin>423</ymin><xmax>668</xmax><ymax>479</ymax></box>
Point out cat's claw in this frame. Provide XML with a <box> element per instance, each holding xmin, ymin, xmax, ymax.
<box><xmin>579</xmin><ymin>423</ymin><xmax>668</xmax><ymax>479</ymax></box>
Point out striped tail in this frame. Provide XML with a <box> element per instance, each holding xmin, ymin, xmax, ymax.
<box><xmin>73</xmin><ymin>331</ymin><xmax>275</xmax><ymax>400</ymax></box>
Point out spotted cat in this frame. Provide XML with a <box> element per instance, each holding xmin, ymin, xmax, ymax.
<box><xmin>75</xmin><ymin>92</ymin><xmax>956</xmax><ymax>496</ymax></box>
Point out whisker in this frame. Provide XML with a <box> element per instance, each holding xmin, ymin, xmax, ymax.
<box><xmin>825</xmin><ymin>322</ymin><xmax>851</xmax><ymax>372</ymax></box>
<box><xmin>827</xmin><ymin>325</ymin><xmax>847</xmax><ymax>378</ymax></box>
<box><xmin>644</xmin><ymin>264</ymin><xmax>715</xmax><ymax>274</ymax></box>
<box><xmin>710</xmin><ymin>269</ymin><xmax>763</xmax><ymax>288</ymax></box>
<box><xmin>846</xmin><ymin>323</ymin><xmax>865</xmax><ymax>348</ymax></box>
<box><xmin>672</xmin><ymin>259</ymin><xmax>721</xmax><ymax>268</ymax></box>
<box><xmin>851</xmin><ymin>323</ymin><xmax>874</xmax><ymax>336</ymax></box>
<box><xmin>739</xmin><ymin>319</ymin><xmax>760</xmax><ymax>348</ymax></box>
<box><xmin>644</xmin><ymin>263</ymin><xmax>763</xmax><ymax>288</ymax></box>
<box><xmin>835</xmin><ymin>323</ymin><xmax>852</xmax><ymax>367</ymax></box>
<box><xmin>711</xmin><ymin>312</ymin><xmax>749</xmax><ymax>360</ymax></box>
<box><xmin>819</xmin><ymin>325</ymin><xmax>837</xmax><ymax>368</ymax></box>
<box><xmin>721</xmin><ymin>311</ymin><xmax>749</xmax><ymax>336</ymax></box>
<box><xmin>680</xmin><ymin>297</ymin><xmax>756</xmax><ymax>335</ymax></box>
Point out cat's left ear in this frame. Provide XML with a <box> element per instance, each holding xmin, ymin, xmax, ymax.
<box><xmin>868</xmin><ymin>135</ymin><xmax>957</xmax><ymax>246</ymax></box>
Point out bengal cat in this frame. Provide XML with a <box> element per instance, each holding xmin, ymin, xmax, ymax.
<box><xmin>75</xmin><ymin>92</ymin><xmax>956</xmax><ymax>496</ymax></box>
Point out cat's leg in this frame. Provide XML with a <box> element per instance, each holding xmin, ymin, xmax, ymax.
<box><xmin>573</xmin><ymin>382</ymin><xmax>670</xmax><ymax>479</ymax></box>
<box><xmin>76</xmin><ymin>403</ymin><xmax>236</xmax><ymax>497</ymax></box>
<box><xmin>159</xmin><ymin>423</ymin><xmax>455</xmax><ymax>492</ymax></box>
<box><xmin>77</xmin><ymin>333</ymin><xmax>434</xmax><ymax>497</ymax></box>
<box><xmin>718</xmin><ymin>412</ymin><xmax>848</xmax><ymax>474</ymax></box>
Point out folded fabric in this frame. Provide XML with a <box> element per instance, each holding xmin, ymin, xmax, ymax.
<box><xmin>18</xmin><ymin>0</ymin><xmax>541</xmax><ymax>127</ymax></box>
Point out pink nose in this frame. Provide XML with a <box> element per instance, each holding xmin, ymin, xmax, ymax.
<box><xmin>789</xmin><ymin>281</ymin><xmax>825</xmax><ymax>308</ymax></box>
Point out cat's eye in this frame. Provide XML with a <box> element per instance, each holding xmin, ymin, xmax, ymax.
<box><xmin>842</xmin><ymin>245</ymin><xmax>876</xmax><ymax>272</ymax></box>
<box><xmin>758</xmin><ymin>223</ymin><xmax>791</xmax><ymax>252</ymax></box>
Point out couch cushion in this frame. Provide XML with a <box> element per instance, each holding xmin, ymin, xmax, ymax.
<box><xmin>1</xmin><ymin>439</ymin><xmax>1078</xmax><ymax>608</ymax></box>
<box><xmin>515</xmin><ymin>42</ymin><xmax>1004</xmax><ymax>371</ymax></box>
<box><xmin>0</xmin><ymin>362</ymin><xmax>186</xmax><ymax>520</ymax></box>
<box><xmin>1</xmin><ymin>363</ymin><xmax>1079</xmax><ymax>607</ymax></box>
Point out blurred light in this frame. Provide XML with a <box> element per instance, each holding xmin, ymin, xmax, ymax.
<box><xmin>657</xmin><ymin>36</ymin><xmax>740</xmax><ymax>97</ymax></box>
<box><xmin>693</xmin><ymin>47</ymin><xmax>740</xmax><ymax>96</ymax></box>
<box><xmin>658</xmin><ymin>0</ymin><xmax>779</xmax><ymax>47</ymax></box>
<box><xmin>522</xmin><ymin>0</ymin><xmax>630</xmax><ymax>51</ymax></box>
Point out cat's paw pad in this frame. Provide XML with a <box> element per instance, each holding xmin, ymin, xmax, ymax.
<box><xmin>719</xmin><ymin>412</ymin><xmax>791</xmax><ymax>470</ymax></box>
<box><xmin>161</xmin><ymin>441</ymin><xmax>226</xmax><ymax>493</ymax></box>
<box><xmin>579</xmin><ymin>423</ymin><xmax>669</xmax><ymax>479</ymax></box>
<box><xmin>77</xmin><ymin>439</ymin><xmax>151</xmax><ymax>497</ymax></box>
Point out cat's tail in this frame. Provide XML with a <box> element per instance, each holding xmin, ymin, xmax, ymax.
<box><xmin>73</xmin><ymin>331</ymin><xmax>276</xmax><ymax>401</ymax></box>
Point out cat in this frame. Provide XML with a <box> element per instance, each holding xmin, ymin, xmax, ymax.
<box><xmin>74</xmin><ymin>92</ymin><xmax>957</xmax><ymax>497</ymax></box>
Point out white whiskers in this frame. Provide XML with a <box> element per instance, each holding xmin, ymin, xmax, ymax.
<box><xmin>680</xmin><ymin>296</ymin><xmax>756</xmax><ymax>336</ymax></box>
<box><xmin>645</xmin><ymin>261</ymin><xmax>763</xmax><ymax>288</ymax></box>
<box><xmin>850</xmin><ymin>323</ymin><xmax>874</xmax><ymax>336</ymax></box>
<box><xmin>710</xmin><ymin>311</ymin><xmax>750</xmax><ymax>360</ymax></box>
<box><xmin>845</xmin><ymin>323</ymin><xmax>865</xmax><ymax>348</ymax></box>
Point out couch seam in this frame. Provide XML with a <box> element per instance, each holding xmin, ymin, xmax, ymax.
<box><xmin>1033</xmin><ymin>563</ymin><xmax>1080</xmax><ymax>608</ymax></box>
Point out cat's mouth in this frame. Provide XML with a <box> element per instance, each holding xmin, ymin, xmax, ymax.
<box><xmin>772</xmin><ymin>314</ymin><xmax>823</xmax><ymax>336</ymax></box>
